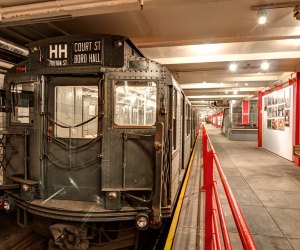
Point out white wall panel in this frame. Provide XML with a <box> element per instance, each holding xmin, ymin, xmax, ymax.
<box><xmin>262</xmin><ymin>86</ymin><xmax>294</xmax><ymax>161</ymax></box>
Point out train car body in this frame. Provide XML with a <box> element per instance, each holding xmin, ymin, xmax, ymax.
<box><xmin>0</xmin><ymin>35</ymin><xmax>195</xmax><ymax>248</ymax></box>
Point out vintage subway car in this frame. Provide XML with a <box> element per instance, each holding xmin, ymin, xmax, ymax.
<box><xmin>0</xmin><ymin>35</ymin><xmax>196</xmax><ymax>248</ymax></box>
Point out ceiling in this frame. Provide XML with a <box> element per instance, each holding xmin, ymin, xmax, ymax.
<box><xmin>1</xmin><ymin>0</ymin><xmax>300</xmax><ymax>109</ymax></box>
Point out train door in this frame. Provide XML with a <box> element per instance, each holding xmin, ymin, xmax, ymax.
<box><xmin>101</xmin><ymin>79</ymin><xmax>156</xmax><ymax>209</ymax></box>
<box><xmin>45</xmin><ymin>76</ymin><xmax>102</xmax><ymax>201</ymax></box>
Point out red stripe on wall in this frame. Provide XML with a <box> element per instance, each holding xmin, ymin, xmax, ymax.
<box><xmin>258</xmin><ymin>92</ymin><xmax>262</xmax><ymax>147</ymax></box>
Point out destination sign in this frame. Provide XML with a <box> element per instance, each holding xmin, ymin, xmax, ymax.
<box><xmin>72</xmin><ymin>40</ymin><xmax>101</xmax><ymax>65</ymax></box>
<box><xmin>46</xmin><ymin>40</ymin><xmax>102</xmax><ymax>67</ymax></box>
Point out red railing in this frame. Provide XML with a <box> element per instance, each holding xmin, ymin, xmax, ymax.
<box><xmin>201</xmin><ymin>125</ymin><xmax>257</xmax><ymax>250</ymax></box>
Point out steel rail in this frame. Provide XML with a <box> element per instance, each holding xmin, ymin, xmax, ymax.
<box><xmin>204</xmin><ymin>126</ymin><xmax>257</xmax><ymax>250</ymax></box>
<box><xmin>213</xmin><ymin>181</ymin><xmax>232</xmax><ymax>250</ymax></box>
<box><xmin>212</xmin><ymin>209</ymin><xmax>221</xmax><ymax>250</ymax></box>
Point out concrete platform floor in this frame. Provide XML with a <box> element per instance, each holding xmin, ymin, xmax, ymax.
<box><xmin>207</xmin><ymin>125</ymin><xmax>300</xmax><ymax>250</ymax></box>
<box><xmin>172</xmin><ymin>136</ymin><xmax>205</xmax><ymax>250</ymax></box>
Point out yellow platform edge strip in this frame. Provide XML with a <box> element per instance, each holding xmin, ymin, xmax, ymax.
<box><xmin>164</xmin><ymin>135</ymin><xmax>199</xmax><ymax>250</ymax></box>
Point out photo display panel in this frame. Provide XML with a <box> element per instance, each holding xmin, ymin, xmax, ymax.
<box><xmin>262</xmin><ymin>85</ymin><xmax>293</xmax><ymax>161</ymax></box>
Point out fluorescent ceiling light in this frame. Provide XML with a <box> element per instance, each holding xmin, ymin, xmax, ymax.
<box><xmin>258</xmin><ymin>15</ymin><xmax>267</xmax><ymax>24</ymax></box>
<box><xmin>188</xmin><ymin>95</ymin><xmax>247</xmax><ymax>99</ymax></box>
<box><xmin>229</xmin><ymin>63</ymin><xmax>237</xmax><ymax>72</ymax></box>
<box><xmin>261</xmin><ymin>62</ymin><xmax>269</xmax><ymax>71</ymax></box>
<box><xmin>258</xmin><ymin>10</ymin><xmax>267</xmax><ymax>25</ymax></box>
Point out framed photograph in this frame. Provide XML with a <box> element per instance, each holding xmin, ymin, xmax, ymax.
<box><xmin>272</xmin><ymin>119</ymin><xmax>278</xmax><ymax>130</ymax></box>
<box><xmin>278</xmin><ymin>118</ymin><xmax>285</xmax><ymax>131</ymax></box>
<box><xmin>264</xmin><ymin>97</ymin><xmax>268</xmax><ymax>111</ymax></box>
<box><xmin>272</xmin><ymin>106</ymin><xmax>277</xmax><ymax>117</ymax></box>
<box><xmin>267</xmin><ymin>119</ymin><xmax>272</xmax><ymax>129</ymax></box>
<box><xmin>284</xmin><ymin>88</ymin><xmax>291</xmax><ymax>108</ymax></box>
<box><xmin>278</xmin><ymin>104</ymin><xmax>284</xmax><ymax>117</ymax></box>
<box><xmin>267</xmin><ymin>107</ymin><xmax>272</xmax><ymax>118</ymax></box>
<box><xmin>273</xmin><ymin>93</ymin><xmax>278</xmax><ymax>105</ymax></box>
<box><xmin>268</xmin><ymin>95</ymin><xmax>272</xmax><ymax>105</ymax></box>
<box><xmin>284</xmin><ymin>109</ymin><xmax>290</xmax><ymax>127</ymax></box>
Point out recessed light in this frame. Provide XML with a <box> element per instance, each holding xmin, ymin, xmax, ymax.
<box><xmin>258</xmin><ymin>10</ymin><xmax>267</xmax><ymax>25</ymax></box>
<box><xmin>261</xmin><ymin>62</ymin><xmax>269</xmax><ymax>71</ymax></box>
<box><xmin>229</xmin><ymin>63</ymin><xmax>237</xmax><ymax>72</ymax></box>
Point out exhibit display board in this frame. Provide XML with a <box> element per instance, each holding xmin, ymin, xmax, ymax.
<box><xmin>262</xmin><ymin>86</ymin><xmax>294</xmax><ymax>160</ymax></box>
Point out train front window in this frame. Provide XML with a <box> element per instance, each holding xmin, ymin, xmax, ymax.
<box><xmin>55</xmin><ymin>86</ymin><xmax>98</xmax><ymax>138</ymax></box>
<box><xmin>10</xmin><ymin>83</ymin><xmax>34</xmax><ymax>124</ymax></box>
<box><xmin>114</xmin><ymin>81</ymin><xmax>156</xmax><ymax>126</ymax></box>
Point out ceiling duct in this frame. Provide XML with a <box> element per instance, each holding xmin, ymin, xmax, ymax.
<box><xmin>0</xmin><ymin>37</ymin><xmax>28</xmax><ymax>58</ymax></box>
<box><xmin>294</xmin><ymin>6</ymin><xmax>300</xmax><ymax>20</ymax></box>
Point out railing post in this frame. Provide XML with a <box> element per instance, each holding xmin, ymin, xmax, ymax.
<box><xmin>204</xmin><ymin>150</ymin><xmax>214</xmax><ymax>250</ymax></box>
<box><xmin>202</xmin><ymin>127</ymin><xmax>208</xmax><ymax>191</ymax></box>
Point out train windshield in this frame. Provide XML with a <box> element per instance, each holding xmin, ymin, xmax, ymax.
<box><xmin>55</xmin><ymin>86</ymin><xmax>98</xmax><ymax>138</ymax></box>
<box><xmin>114</xmin><ymin>81</ymin><xmax>156</xmax><ymax>126</ymax></box>
<box><xmin>10</xmin><ymin>83</ymin><xmax>34</xmax><ymax>124</ymax></box>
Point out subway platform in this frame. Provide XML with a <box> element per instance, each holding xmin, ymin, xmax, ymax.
<box><xmin>171</xmin><ymin>124</ymin><xmax>300</xmax><ymax>250</ymax></box>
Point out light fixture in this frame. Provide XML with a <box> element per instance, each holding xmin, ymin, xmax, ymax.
<box><xmin>108</xmin><ymin>192</ymin><xmax>118</xmax><ymax>200</ymax></box>
<box><xmin>2</xmin><ymin>198</ymin><xmax>16</xmax><ymax>213</ymax></box>
<box><xmin>258</xmin><ymin>10</ymin><xmax>267</xmax><ymax>25</ymax></box>
<box><xmin>252</xmin><ymin>3</ymin><xmax>300</xmax><ymax>22</ymax></box>
<box><xmin>235</xmin><ymin>82</ymin><xmax>239</xmax><ymax>86</ymax></box>
<box><xmin>22</xmin><ymin>184</ymin><xmax>30</xmax><ymax>192</ymax></box>
<box><xmin>261</xmin><ymin>62</ymin><xmax>269</xmax><ymax>71</ymax></box>
<box><xmin>229</xmin><ymin>63</ymin><xmax>237</xmax><ymax>72</ymax></box>
<box><xmin>135</xmin><ymin>213</ymin><xmax>149</xmax><ymax>230</ymax></box>
<box><xmin>245</xmin><ymin>82</ymin><xmax>249</xmax><ymax>86</ymax></box>
<box><xmin>233</xmin><ymin>90</ymin><xmax>239</xmax><ymax>95</ymax></box>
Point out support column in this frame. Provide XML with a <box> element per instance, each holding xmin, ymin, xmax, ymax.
<box><xmin>294</xmin><ymin>72</ymin><xmax>300</xmax><ymax>166</ymax></box>
<box><xmin>258</xmin><ymin>91</ymin><xmax>263</xmax><ymax>147</ymax></box>
<box><xmin>242</xmin><ymin>100</ymin><xmax>249</xmax><ymax>124</ymax></box>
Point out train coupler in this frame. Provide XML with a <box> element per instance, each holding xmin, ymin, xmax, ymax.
<box><xmin>49</xmin><ymin>224</ymin><xmax>89</xmax><ymax>250</ymax></box>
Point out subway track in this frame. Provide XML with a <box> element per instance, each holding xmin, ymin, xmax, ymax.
<box><xmin>0</xmin><ymin>227</ymin><xmax>47</xmax><ymax>250</ymax></box>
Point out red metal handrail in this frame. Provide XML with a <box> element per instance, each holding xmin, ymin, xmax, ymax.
<box><xmin>202</xmin><ymin>125</ymin><xmax>257</xmax><ymax>250</ymax></box>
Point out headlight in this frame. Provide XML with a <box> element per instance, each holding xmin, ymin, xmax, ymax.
<box><xmin>3</xmin><ymin>198</ymin><xmax>16</xmax><ymax>213</ymax></box>
<box><xmin>22</xmin><ymin>184</ymin><xmax>30</xmax><ymax>192</ymax></box>
<box><xmin>3</xmin><ymin>201</ymin><xmax>11</xmax><ymax>211</ymax></box>
<box><xmin>135</xmin><ymin>213</ymin><xmax>149</xmax><ymax>230</ymax></box>
<box><xmin>108</xmin><ymin>192</ymin><xmax>117</xmax><ymax>200</ymax></box>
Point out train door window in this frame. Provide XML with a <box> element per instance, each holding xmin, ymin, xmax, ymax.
<box><xmin>10</xmin><ymin>83</ymin><xmax>34</xmax><ymax>124</ymax></box>
<box><xmin>114</xmin><ymin>81</ymin><xmax>156</xmax><ymax>126</ymax></box>
<box><xmin>172</xmin><ymin>89</ymin><xmax>177</xmax><ymax>150</ymax></box>
<box><xmin>54</xmin><ymin>86</ymin><xmax>98</xmax><ymax>138</ymax></box>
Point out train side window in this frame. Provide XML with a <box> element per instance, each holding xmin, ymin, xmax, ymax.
<box><xmin>173</xmin><ymin>89</ymin><xmax>177</xmax><ymax>150</ymax></box>
<box><xmin>54</xmin><ymin>86</ymin><xmax>98</xmax><ymax>138</ymax></box>
<box><xmin>10</xmin><ymin>83</ymin><xmax>34</xmax><ymax>124</ymax></box>
<box><xmin>114</xmin><ymin>81</ymin><xmax>156</xmax><ymax>126</ymax></box>
<box><xmin>186</xmin><ymin>104</ymin><xmax>191</xmax><ymax>136</ymax></box>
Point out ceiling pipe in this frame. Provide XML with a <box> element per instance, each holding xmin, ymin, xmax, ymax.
<box><xmin>0</xmin><ymin>0</ymin><xmax>148</xmax><ymax>24</ymax></box>
<box><xmin>0</xmin><ymin>37</ymin><xmax>29</xmax><ymax>58</ymax></box>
